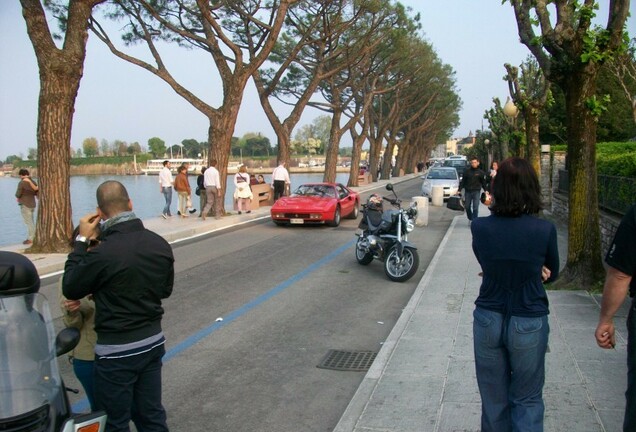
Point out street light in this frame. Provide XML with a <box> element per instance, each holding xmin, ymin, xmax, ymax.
<box><xmin>503</xmin><ymin>97</ymin><xmax>519</xmax><ymax>118</ymax></box>
<box><xmin>484</xmin><ymin>139</ymin><xmax>491</xmax><ymax>168</ymax></box>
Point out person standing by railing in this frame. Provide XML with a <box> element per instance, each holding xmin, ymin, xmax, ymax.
<box><xmin>15</xmin><ymin>168</ymin><xmax>38</xmax><ymax>245</ymax></box>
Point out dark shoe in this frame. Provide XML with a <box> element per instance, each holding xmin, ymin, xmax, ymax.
<box><xmin>238</xmin><ymin>211</ymin><xmax>242</xmax><ymax>215</ymax></box>
<box><xmin>189</xmin><ymin>209</ymin><xmax>197</xmax><ymax>214</ymax></box>
<box><xmin>246</xmin><ymin>210</ymin><xmax>251</xmax><ymax>214</ymax></box>
<box><xmin>178</xmin><ymin>211</ymin><xmax>181</xmax><ymax>216</ymax></box>
<box><xmin>23</xmin><ymin>240</ymin><xmax>32</xmax><ymax>245</ymax></box>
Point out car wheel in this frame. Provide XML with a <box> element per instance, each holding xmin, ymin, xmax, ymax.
<box><xmin>327</xmin><ymin>206</ymin><xmax>341</xmax><ymax>227</ymax></box>
<box><xmin>384</xmin><ymin>246</ymin><xmax>419</xmax><ymax>282</ymax></box>
<box><xmin>348</xmin><ymin>201</ymin><xmax>359</xmax><ymax>219</ymax></box>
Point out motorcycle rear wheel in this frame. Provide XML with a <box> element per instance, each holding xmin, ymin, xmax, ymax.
<box><xmin>355</xmin><ymin>236</ymin><xmax>374</xmax><ymax>265</ymax></box>
<box><xmin>384</xmin><ymin>246</ymin><xmax>419</xmax><ymax>282</ymax></box>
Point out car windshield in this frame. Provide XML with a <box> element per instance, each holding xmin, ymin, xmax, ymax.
<box><xmin>428</xmin><ymin>170</ymin><xmax>457</xmax><ymax>180</ymax></box>
<box><xmin>0</xmin><ymin>293</ymin><xmax>62</xmax><ymax>419</ymax></box>
<box><xmin>293</xmin><ymin>185</ymin><xmax>336</xmax><ymax>198</ymax></box>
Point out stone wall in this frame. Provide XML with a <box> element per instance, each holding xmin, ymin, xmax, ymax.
<box><xmin>547</xmin><ymin>151</ymin><xmax>622</xmax><ymax>255</ymax></box>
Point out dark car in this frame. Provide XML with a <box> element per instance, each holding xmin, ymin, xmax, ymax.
<box><xmin>443</xmin><ymin>159</ymin><xmax>468</xmax><ymax>181</ymax></box>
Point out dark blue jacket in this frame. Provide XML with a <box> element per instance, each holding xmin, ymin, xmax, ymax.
<box><xmin>471</xmin><ymin>214</ymin><xmax>559</xmax><ymax>317</ymax></box>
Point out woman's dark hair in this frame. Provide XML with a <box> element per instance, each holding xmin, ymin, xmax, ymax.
<box><xmin>19</xmin><ymin>169</ymin><xmax>29</xmax><ymax>176</ymax></box>
<box><xmin>490</xmin><ymin>157</ymin><xmax>543</xmax><ymax>216</ymax></box>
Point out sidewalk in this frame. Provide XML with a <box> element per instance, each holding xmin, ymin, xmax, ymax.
<box><xmin>334</xmin><ymin>215</ymin><xmax>629</xmax><ymax>432</ymax></box>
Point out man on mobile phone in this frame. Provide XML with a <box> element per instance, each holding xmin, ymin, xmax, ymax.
<box><xmin>63</xmin><ymin>180</ymin><xmax>174</xmax><ymax>432</ymax></box>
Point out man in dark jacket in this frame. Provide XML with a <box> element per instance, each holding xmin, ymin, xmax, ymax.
<box><xmin>459</xmin><ymin>156</ymin><xmax>488</xmax><ymax>222</ymax></box>
<box><xmin>63</xmin><ymin>180</ymin><xmax>174</xmax><ymax>432</ymax></box>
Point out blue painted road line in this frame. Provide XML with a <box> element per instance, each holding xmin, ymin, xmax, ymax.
<box><xmin>72</xmin><ymin>238</ymin><xmax>356</xmax><ymax>413</ymax></box>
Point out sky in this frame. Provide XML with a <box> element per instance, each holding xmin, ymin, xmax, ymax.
<box><xmin>1</xmin><ymin>1</ymin><xmax>635</xmax><ymax>161</ymax></box>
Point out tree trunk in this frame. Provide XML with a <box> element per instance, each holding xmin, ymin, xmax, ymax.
<box><xmin>558</xmin><ymin>71</ymin><xmax>605</xmax><ymax>287</ymax></box>
<box><xmin>274</xmin><ymin>127</ymin><xmax>291</xmax><ymax>168</ymax></box>
<box><xmin>20</xmin><ymin>0</ymin><xmax>103</xmax><ymax>253</ymax></box>
<box><xmin>525</xmin><ymin>109</ymin><xmax>541</xmax><ymax>176</ymax></box>
<box><xmin>347</xmin><ymin>125</ymin><xmax>367</xmax><ymax>187</ymax></box>
<box><xmin>207</xmin><ymin>101</ymin><xmax>241</xmax><ymax>215</ymax></box>
<box><xmin>323</xmin><ymin>110</ymin><xmax>343</xmax><ymax>183</ymax></box>
<box><xmin>33</xmin><ymin>72</ymin><xmax>77</xmax><ymax>252</ymax></box>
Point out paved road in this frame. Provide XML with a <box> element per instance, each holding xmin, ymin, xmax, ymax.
<box><xmin>44</xmin><ymin>178</ymin><xmax>458</xmax><ymax>431</ymax></box>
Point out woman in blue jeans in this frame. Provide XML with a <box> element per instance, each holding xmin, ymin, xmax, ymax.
<box><xmin>471</xmin><ymin>157</ymin><xmax>560</xmax><ymax>431</ymax></box>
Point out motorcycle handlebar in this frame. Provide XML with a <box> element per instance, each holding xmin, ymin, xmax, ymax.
<box><xmin>382</xmin><ymin>196</ymin><xmax>401</xmax><ymax>206</ymax></box>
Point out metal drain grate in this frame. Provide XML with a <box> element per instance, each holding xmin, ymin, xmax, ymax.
<box><xmin>317</xmin><ymin>350</ymin><xmax>377</xmax><ymax>372</ymax></box>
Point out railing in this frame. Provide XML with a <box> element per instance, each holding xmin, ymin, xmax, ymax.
<box><xmin>558</xmin><ymin>169</ymin><xmax>635</xmax><ymax>216</ymax></box>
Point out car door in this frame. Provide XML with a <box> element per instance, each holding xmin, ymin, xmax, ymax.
<box><xmin>335</xmin><ymin>184</ymin><xmax>354</xmax><ymax>215</ymax></box>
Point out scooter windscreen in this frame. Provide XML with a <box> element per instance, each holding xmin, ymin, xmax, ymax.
<box><xmin>0</xmin><ymin>293</ymin><xmax>63</xmax><ymax>421</ymax></box>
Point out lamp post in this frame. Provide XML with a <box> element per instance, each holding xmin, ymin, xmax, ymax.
<box><xmin>502</xmin><ymin>97</ymin><xmax>519</xmax><ymax>158</ymax></box>
<box><xmin>484</xmin><ymin>139</ymin><xmax>491</xmax><ymax>168</ymax></box>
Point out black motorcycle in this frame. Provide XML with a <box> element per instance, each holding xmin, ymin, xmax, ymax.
<box><xmin>355</xmin><ymin>184</ymin><xmax>420</xmax><ymax>282</ymax></box>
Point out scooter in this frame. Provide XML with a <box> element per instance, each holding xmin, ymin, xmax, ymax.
<box><xmin>0</xmin><ymin>251</ymin><xmax>107</xmax><ymax>432</ymax></box>
<box><xmin>355</xmin><ymin>184</ymin><xmax>420</xmax><ymax>282</ymax></box>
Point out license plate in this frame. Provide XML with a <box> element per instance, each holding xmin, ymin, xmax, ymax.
<box><xmin>290</xmin><ymin>218</ymin><xmax>304</xmax><ymax>224</ymax></box>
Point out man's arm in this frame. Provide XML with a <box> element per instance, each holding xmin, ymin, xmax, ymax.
<box><xmin>595</xmin><ymin>266</ymin><xmax>631</xmax><ymax>349</ymax></box>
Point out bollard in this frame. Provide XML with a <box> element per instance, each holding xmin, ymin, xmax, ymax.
<box><xmin>412</xmin><ymin>196</ymin><xmax>428</xmax><ymax>227</ymax></box>
<box><xmin>431</xmin><ymin>186</ymin><xmax>444</xmax><ymax>207</ymax></box>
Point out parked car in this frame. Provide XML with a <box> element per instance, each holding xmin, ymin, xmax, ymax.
<box><xmin>270</xmin><ymin>183</ymin><xmax>359</xmax><ymax>227</ymax></box>
<box><xmin>421</xmin><ymin>167</ymin><xmax>460</xmax><ymax>200</ymax></box>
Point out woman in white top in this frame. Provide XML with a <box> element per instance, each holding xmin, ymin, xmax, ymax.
<box><xmin>234</xmin><ymin>165</ymin><xmax>253</xmax><ymax>214</ymax></box>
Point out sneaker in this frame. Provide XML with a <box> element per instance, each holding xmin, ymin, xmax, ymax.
<box><xmin>161</xmin><ymin>213</ymin><xmax>167</xmax><ymax>219</ymax></box>
<box><xmin>189</xmin><ymin>209</ymin><xmax>197</xmax><ymax>214</ymax></box>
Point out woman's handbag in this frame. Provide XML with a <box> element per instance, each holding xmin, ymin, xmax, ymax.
<box><xmin>186</xmin><ymin>195</ymin><xmax>193</xmax><ymax>208</ymax></box>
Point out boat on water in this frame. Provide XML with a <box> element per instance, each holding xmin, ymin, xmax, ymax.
<box><xmin>142</xmin><ymin>159</ymin><xmax>245</xmax><ymax>175</ymax></box>
<box><xmin>142</xmin><ymin>158</ymin><xmax>206</xmax><ymax>175</ymax></box>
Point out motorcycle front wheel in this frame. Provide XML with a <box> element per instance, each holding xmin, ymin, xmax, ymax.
<box><xmin>355</xmin><ymin>236</ymin><xmax>374</xmax><ymax>265</ymax></box>
<box><xmin>384</xmin><ymin>246</ymin><xmax>419</xmax><ymax>282</ymax></box>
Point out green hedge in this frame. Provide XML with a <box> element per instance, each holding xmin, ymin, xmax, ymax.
<box><xmin>552</xmin><ymin>141</ymin><xmax>636</xmax><ymax>177</ymax></box>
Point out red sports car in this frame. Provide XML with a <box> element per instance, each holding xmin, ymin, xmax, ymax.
<box><xmin>270</xmin><ymin>183</ymin><xmax>360</xmax><ymax>227</ymax></box>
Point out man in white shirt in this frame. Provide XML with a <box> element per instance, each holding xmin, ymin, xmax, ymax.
<box><xmin>201</xmin><ymin>159</ymin><xmax>222</xmax><ymax>220</ymax></box>
<box><xmin>159</xmin><ymin>160</ymin><xmax>173</xmax><ymax>218</ymax></box>
<box><xmin>272</xmin><ymin>162</ymin><xmax>290</xmax><ymax>200</ymax></box>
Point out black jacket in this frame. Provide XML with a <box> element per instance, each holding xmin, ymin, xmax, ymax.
<box><xmin>460</xmin><ymin>166</ymin><xmax>487</xmax><ymax>191</ymax></box>
<box><xmin>63</xmin><ymin>219</ymin><xmax>174</xmax><ymax>345</ymax></box>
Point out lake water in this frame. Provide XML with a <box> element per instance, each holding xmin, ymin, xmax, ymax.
<box><xmin>0</xmin><ymin>173</ymin><xmax>350</xmax><ymax>247</ymax></box>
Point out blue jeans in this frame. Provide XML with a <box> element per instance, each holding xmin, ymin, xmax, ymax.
<box><xmin>625</xmin><ymin>297</ymin><xmax>636</xmax><ymax>431</ymax></box>
<box><xmin>94</xmin><ymin>344</ymin><xmax>168</xmax><ymax>432</ymax></box>
<box><xmin>73</xmin><ymin>359</ymin><xmax>96</xmax><ymax>411</ymax></box>
<box><xmin>465</xmin><ymin>189</ymin><xmax>481</xmax><ymax>220</ymax></box>
<box><xmin>162</xmin><ymin>187</ymin><xmax>172</xmax><ymax>216</ymax></box>
<box><xmin>473</xmin><ymin>307</ymin><xmax>549</xmax><ymax>432</ymax></box>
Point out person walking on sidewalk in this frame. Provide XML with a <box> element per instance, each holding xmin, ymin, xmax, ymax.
<box><xmin>15</xmin><ymin>168</ymin><xmax>38</xmax><ymax>245</ymax></box>
<box><xmin>470</xmin><ymin>157</ymin><xmax>560</xmax><ymax>432</ymax></box>
<box><xmin>201</xmin><ymin>159</ymin><xmax>222</xmax><ymax>220</ymax></box>
<box><xmin>272</xmin><ymin>161</ymin><xmax>290</xmax><ymax>201</ymax></box>
<box><xmin>63</xmin><ymin>180</ymin><xmax>174</xmax><ymax>432</ymax></box>
<box><xmin>460</xmin><ymin>156</ymin><xmax>487</xmax><ymax>222</ymax></box>
<box><xmin>595</xmin><ymin>203</ymin><xmax>636</xmax><ymax>432</ymax></box>
<box><xmin>174</xmin><ymin>165</ymin><xmax>191</xmax><ymax>218</ymax></box>
<box><xmin>159</xmin><ymin>160</ymin><xmax>173</xmax><ymax>218</ymax></box>
<box><xmin>197</xmin><ymin>167</ymin><xmax>207</xmax><ymax>217</ymax></box>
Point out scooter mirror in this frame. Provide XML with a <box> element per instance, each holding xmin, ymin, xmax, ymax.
<box><xmin>385</xmin><ymin>183</ymin><xmax>393</xmax><ymax>191</ymax></box>
<box><xmin>55</xmin><ymin>327</ymin><xmax>81</xmax><ymax>357</ymax></box>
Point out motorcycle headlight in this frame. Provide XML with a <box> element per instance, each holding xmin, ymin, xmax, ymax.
<box><xmin>406</xmin><ymin>219</ymin><xmax>415</xmax><ymax>233</ymax></box>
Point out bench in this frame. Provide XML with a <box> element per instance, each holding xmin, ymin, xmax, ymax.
<box><xmin>358</xmin><ymin>172</ymin><xmax>372</xmax><ymax>185</ymax></box>
<box><xmin>234</xmin><ymin>183</ymin><xmax>274</xmax><ymax>211</ymax></box>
